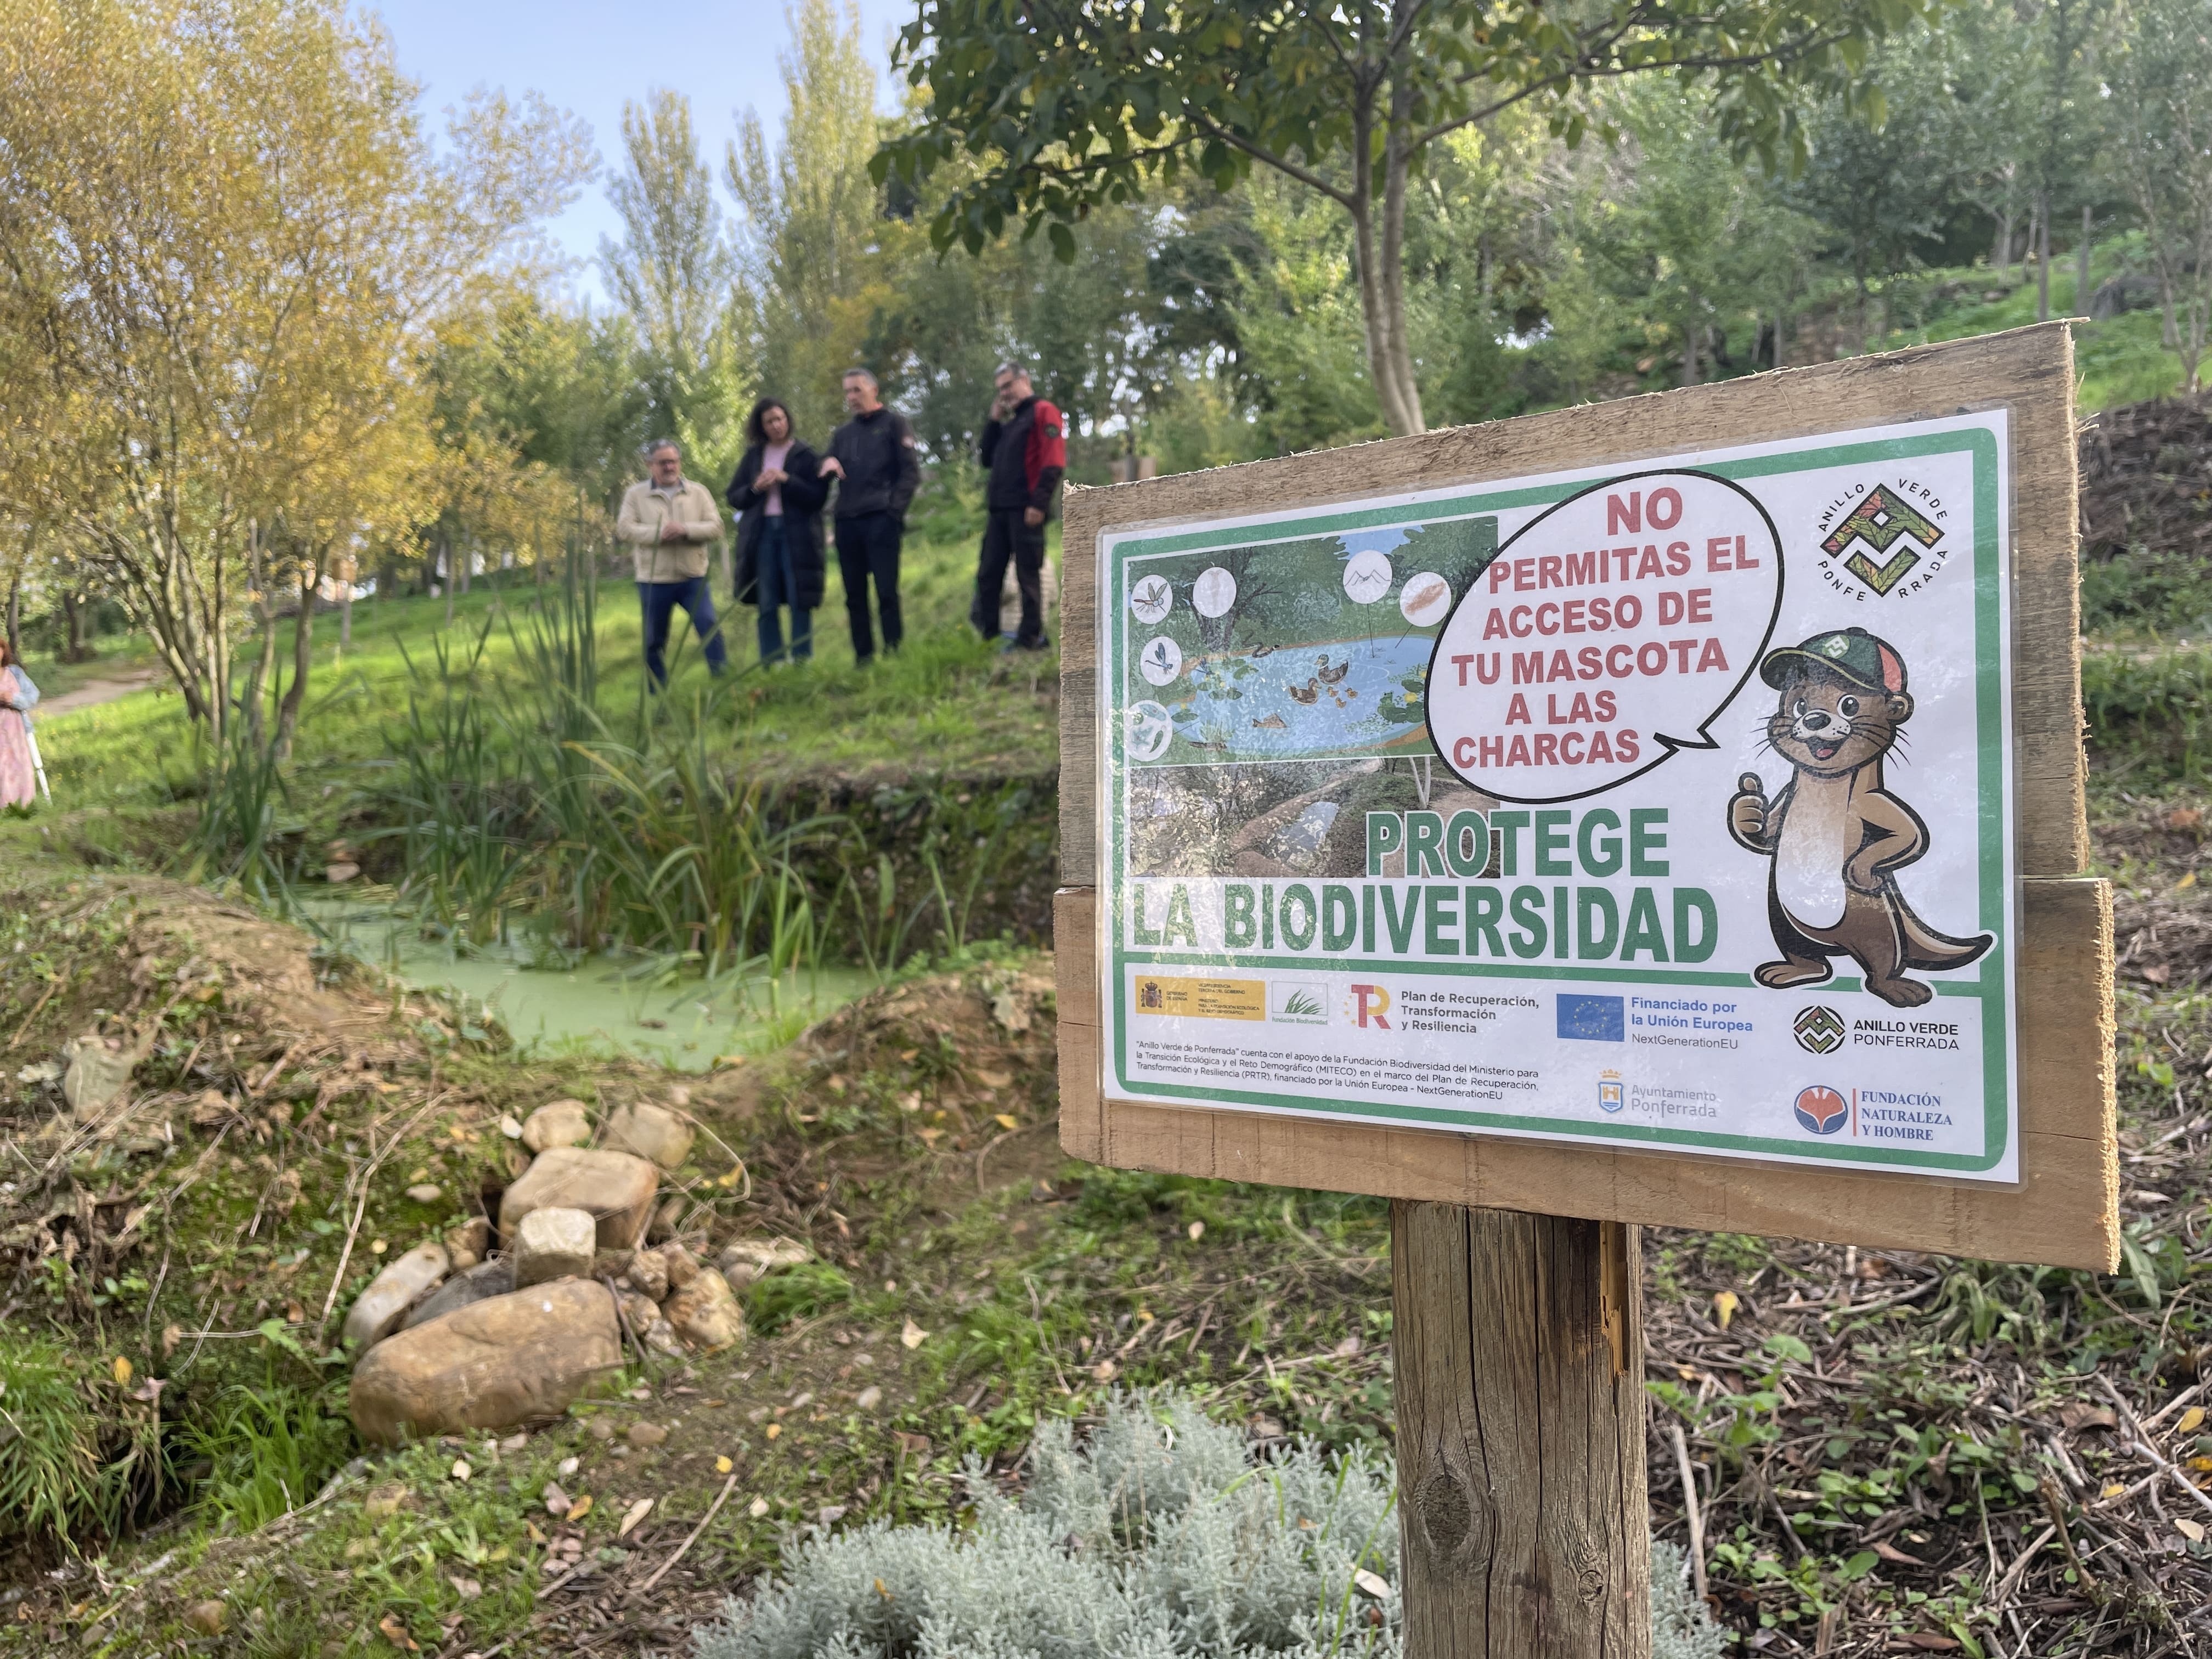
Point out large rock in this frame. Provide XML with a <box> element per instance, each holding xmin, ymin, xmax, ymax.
<box><xmin>602</xmin><ymin>1102</ymin><xmax>695</xmax><ymax>1173</ymax></box>
<box><xmin>514</xmin><ymin>1207</ymin><xmax>596</xmax><ymax>1289</ymax></box>
<box><xmin>622</xmin><ymin>1247</ymin><xmax>669</xmax><ymax>1301</ymax></box>
<box><xmin>521</xmin><ymin>1099</ymin><xmax>592</xmax><ymax>1154</ymax></box>
<box><xmin>664</xmin><ymin>1267</ymin><xmax>744</xmax><ymax>1351</ymax></box>
<box><xmin>343</xmin><ymin>1241</ymin><xmax>449</xmax><ymax>1350</ymax></box>
<box><xmin>403</xmin><ymin>1257</ymin><xmax>514</xmax><ymax>1331</ymax></box>
<box><xmin>63</xmin><ymin>1034</ymin><xmax>146</xmax><ymax>1121</ymax></box>
<box><xmin>349</xmin><ymin>1279</ymin><xmax>623</xmax><ymax>1445</ymax></box>
<box><xmin>499</xmin><ymin>1148</ymin><xmax>658</xmax><ymax>1251</ymax></box>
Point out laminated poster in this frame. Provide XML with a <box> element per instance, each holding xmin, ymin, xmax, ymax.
<box><xmin>1098</xmin><ymin>413</ymin><xmax>2019</xmax><ymax>1181</ymax></box>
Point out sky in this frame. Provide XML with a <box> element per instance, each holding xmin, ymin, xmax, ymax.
<box><xmin>368</xmin><ymin>0</ymin><xmax>911</xmax><ymax>304</ymax></box>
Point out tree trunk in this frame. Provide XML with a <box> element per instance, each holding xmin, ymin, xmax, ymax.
<box><xmin>4</xmin><ymin>574</ymin><xmax>18</xmax><ymax>664</ymax></box>
<box><xmin>1393</xmin><ymin>1203</ymin><xmax>1650</xmax><ymax>1657</ymax></box>
<box><xmin>243</xmin><ymin>523</ymin><xmax>275</xmax><ymax>752</ymax></box>
<box><xmin>2036</xmin><ymin>190</ymin><xmax>2052</xmax><ymax>322</ymax></box>
<box><xmin>273</xmin><ymin>560</ymin><xmax>315</xmax><ymax>760</ymax></box>
<box><xmin>1994</xmin><ymin>209</ymin><xmax>2013</xmax><ymax>276</ymax></box>
<box><xmin>1681</xmin><ymin>307</ymin><xmax>1701</xmax><ymax>388</ymax></box>
<box><xmin>442</xmin><ymin>538</ymin><xmax>455</xmax><ymax>629</ymax></box>
<box><xmin>2076</xmin><ymin>205</ymin><xmax>2092</xmax><ymax>314</ymax></box>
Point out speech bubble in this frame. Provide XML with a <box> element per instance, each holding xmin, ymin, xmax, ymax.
<box><xmin>1424</xmin><ymin>470</ymin><xmax>1782</xmax><ymax>803</ymax></box>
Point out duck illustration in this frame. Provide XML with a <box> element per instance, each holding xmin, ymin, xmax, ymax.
<box><xmin>1316</xmin><ymin>656</ymin><xmax>1348</xmax><ymax>684</ymax></box>
<box><xmin>1288</xmin><ymin>680</ymin><xmax>1321</xmax><ymax>704</ymax></box>
<box><xmin>1250</xmin><ymin>642</ymin><xmax>1276</xmax><ymax>658</ymax></box>
<box><xmin>1252</xmin><ymin>712</ymin><xmax>1288</xmax><ymax>729</ymax></box>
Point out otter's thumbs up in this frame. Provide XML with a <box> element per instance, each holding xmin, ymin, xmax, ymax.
<box><xmin>1729</xmin><ymin>773</ymin><xmax>1770</xmax><ymax>847</ymax></box>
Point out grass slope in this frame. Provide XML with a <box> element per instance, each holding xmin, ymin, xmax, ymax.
<box><xmin>32</xmin><ymin>526</ymin><xmax>1061</xmax><ymax>815</ymax></box>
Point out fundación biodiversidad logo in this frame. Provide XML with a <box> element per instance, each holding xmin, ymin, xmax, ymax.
<box><xmin>1815</xmin><ymin>481</ymin><xmax>1949</xmax><ymax>599</ymax></box>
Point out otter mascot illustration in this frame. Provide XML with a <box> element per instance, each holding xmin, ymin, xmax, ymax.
<box><xmin>1726</xmin><ymin>627</ymin><xmax>1990</xmax><ymax>1008</ymax></box>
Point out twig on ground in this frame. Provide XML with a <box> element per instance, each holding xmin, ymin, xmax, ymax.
<box><xmin>1671</xmin><ymin>1423</ymin><xmax>1708</xmax><ymax>1602</ymax></box>
<box><xmin>2096</xmin><ymin>1373</ymin><xmax>2212</xmax><ymax>1520</ymax></box>
<box><xmin>637</xmin><ymin>1471</ymin><xmax>740</xmax><ymax>1594</ymax></box>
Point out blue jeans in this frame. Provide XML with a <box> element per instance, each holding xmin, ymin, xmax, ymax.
<box><xmin>637</xmin><ymin>576</ymin><xmax>727</xmax><ymax>686</ymax></box>
<box><xmin>754</xmin><ymin>518</ymin><xmax>812</xmax><ymax>664</ymax></box>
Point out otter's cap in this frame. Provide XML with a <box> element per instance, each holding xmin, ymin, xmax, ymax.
<box><xmin>1759</xmin><ymin>626</ymin><xmax>1906</xmax><ymax>695</ymax></box>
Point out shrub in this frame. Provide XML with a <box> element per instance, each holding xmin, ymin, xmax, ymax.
<box><xmin>691</xmin><ymin>1391</ymin><xmax>1723</xmax><ymax>1659</ymax></box>
<box><xmin>744</xmin><ymin>1261</ymin><xmax>857</xmax><ymax>1335</ymax></box>
<box><xmin>0</xmin><ymin>1339</ymin><xmax>130</xmax><ymax>1545</ymax></box>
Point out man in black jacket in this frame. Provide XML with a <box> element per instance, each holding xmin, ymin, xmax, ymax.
<box><xmin>973</xmin><ymin>362</ymin><xmax>1065</xmax><ymax>651</ymax></box>
<box><xmin>819</xmin><ymin>367</ymin><xmax>922</xmax><ymax>663</ymax></box>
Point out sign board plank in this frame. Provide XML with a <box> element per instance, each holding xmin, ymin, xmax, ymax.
<box><xmin>1056</xmin><ymin>325</ymin><xmax>2115</xmax><ymax>1271</ymax></box>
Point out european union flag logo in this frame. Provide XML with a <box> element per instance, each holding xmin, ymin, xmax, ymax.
<box><xmin>1557</xmin><ymin>994</ymin><xmax>1624</xmax><ymax>1042</ymax></box>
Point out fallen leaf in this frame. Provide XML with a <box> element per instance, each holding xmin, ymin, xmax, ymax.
<box><xmin>765</xmin><ymin>1424</ymin><xmax>782</xmax><ymax>1441</ymax></box>
<box><xmin>901</xmin><ymin>1319</ymin><xmax>929</xmax><ymax>1350</ymax></box>
<box><xmin>1895</xmin><ymin>1638</ymin><xmax>1960</xmax><ymax>1653</ymax></box>
<box><xmin>748</xmin><ymin>1497</ymin><xmax>770</xmax><ymax>1519</ymax></box>
<box><xmin>1334</xmin><ymin>1335</ymin><xmax>1362</xmax><ymax>1358</ymax></box>
<box><xmin>526</xmin><ymin>1521</ymin><xmax>545</xmax><ymax>1543</ymax></box>
<box><xmin>2058</xmin><ymin>1403</ymin><xmax>2117</xmax><ymax>1431</ymax></box>
<box><xmin>1352</xmin><ymin>1568</ymin><xmax>1393</xmax><ymax>1599</ymax></box>
<box><xmin>1093</xmin><ymin>1359</ymin><xmax>1118</xmax><ymax>1381</ymax></box>
<box><xmin>111</xmin><ymin>1356</ymin><xmax>131</xmax><ymax>1387</ymax></box>
<box><xmin>2178</xmin><ymin>1517</ymin><xmax>2206</xmax><ymax>1543</ymax></box>
<box><xmin>2180</xmin><ymin>871</ymin><xmax>2200</xmax><ymax>892</ymax></box>
<box><xmin>1872</xmin><ymin>1539</ymin><xmax>1926</xmax><ymax>1565</ymax></box>
<box><xmin>2143</xmin><ymin>963</ymin><xmax>2172</xmax><ymax>984</ymax></box>
<box><xmin>1712</xmin><ymin>1290</ymin><xmax>1739</xmax><ymax>1330</ymax></box>
<box><xmin>566</xmin><ymin>1494</ymin><xmax>592</xmax><ymax>1522</ymax></box>
<box><xmin>994</xmin><ymin>1113</ymin><xmax>1018</xmax><ymax>1130</ymax></box>
<box><xmin>1188</xmin><ymin>1221</ymin><xmax>1205</xmax><ymax>1240</ymax></box>
<box><xmin>541</xmin><ymin>1482</ymin><xmax>571</xmax><ymax>1517</ymax></box>
<box><xmin>618</xmin><ymin>1498</ymin><xmax>653</xmax><ymax>1537</ymax></box>
<box><xmin>377</xmin><ymin>1612</ymin><xmax>419</xmax><ymax>1651</ymax></box>
<box><xmin>2178</xmin><ymin>1406</ymin><xmax>2206</xmax><ymax>1435</ymax></box>
<box><xmin>715</xmin><ymin>1456</ymin><xmax>733</xmax><ymax>1474</ymax></box>
<box><xmin>874</xmin><ymin>1577</ymin><xmax>893</xmax><ymax>1601</ymax></box>
<box><xmin>447</xmin><ymin>1576</ymin><xmax>481</xmax><ymax>1601</ymax></box>
<box><xmin>160</xmin><ymin>1323</ymin><xmax>182</xmax><ymax>1358</ymax></box>
<box><xmin>977</xmin><ymin>1069</ymin><xmax>1012</xmax><ymax>1090</ymax></box>
<box><xmin>2102</xmin><ymin>1482</ymin><xmax>2128</xmax><ymax>1498</ymax></box>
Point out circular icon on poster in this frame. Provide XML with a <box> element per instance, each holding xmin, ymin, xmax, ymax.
<box><xmin>1129</xmin><ymin>574</ymin><xmax>1173</xmax><ymax>624</ymax></box>
<box><xmin>1342</xmin><ymin>549</ymin><xmax>1393</xmax><ymax>605</ymax></box>
<box><xmin>1138</xmin><ymin>636</ymin><xmax>1183</xmax><ymax>686</ymax></box>
<box><xmin>1793</xmin><ymin>1085</ymin><xmax>1849</xmax><ymax>1136</ymax></box>
<box><xmin>1192</xmin><ymin>566</ymin><xmax>1237</xmax><ymax>618</ymax></box>
<box><xmin>1126</xmin><ymin>700</ymin><xmax>1173</xmax><ymax>761</ymax></box>
<box><xmin>1400</xmin><ymin>571</ymin><xmax>1452</xmax><ymax>627</ymax></box>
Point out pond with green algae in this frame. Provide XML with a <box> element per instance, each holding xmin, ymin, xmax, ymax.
<box><xmin>303</xmin><ymin>895</ymin><xmax>875</xmax><ymax>1071</ymax></box>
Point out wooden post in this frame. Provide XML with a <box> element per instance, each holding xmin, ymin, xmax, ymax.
<box><xmin>1393</xmin><ymin>1202</ymin><xmax>1650</xmax><ymax>1657</ymax></box>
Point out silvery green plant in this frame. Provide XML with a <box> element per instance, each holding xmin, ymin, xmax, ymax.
<box><xmin>691</xmin><ymin>1393</ymin><xmax>1723</xmax><ymax>1659</ymax></box>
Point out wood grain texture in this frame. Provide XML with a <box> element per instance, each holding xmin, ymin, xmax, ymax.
<box><xmin>1054</xmin><ymin>880</ymin><xmax>2118</xmax><ymax>1270</ymax></box>
<box><xmin>1059</xmin><ymin>323</ymin><xmax>2086</xmax><ymax>885</ymax></box>
<box><xmin>1393</xmin><ymin>1204</ymin><xmax>1649</xmax><ymax>1658</ymax></box>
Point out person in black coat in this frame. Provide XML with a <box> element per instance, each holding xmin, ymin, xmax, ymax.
<box><xmin>726</xmin><ymin>398</ymin><xmax>829</xmax><ymax>664</ymax></box>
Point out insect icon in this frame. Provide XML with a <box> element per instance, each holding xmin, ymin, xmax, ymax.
<box><xmin>1342</xmin><ymin>549</ymin><xmax>1393</xmax><ymax>604</ymax></box>
<box><xmin>1138</xmin><ymin>636</ymin><xmax>1184</xmax><ymax>687</ymax></box>
<box><xmin>1130</xmin><ymin>575</ymin><xmax>1173</xmax><ymax>624</ymax></box>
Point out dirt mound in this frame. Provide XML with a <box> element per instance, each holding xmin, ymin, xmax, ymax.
<box><xmin>2079</xmin><ymin>392</ymin><xmax>2212</xmax><ymax>562</ymax></box>
<box><xmin>798</xmin><ymin>963</ymin><xmax>1057</xmax><ymax>1094</ymax></box>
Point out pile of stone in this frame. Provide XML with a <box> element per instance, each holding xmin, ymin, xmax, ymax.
<box><xmin>346</xmin><ymin>1099</ymin><xmax>749</xmax><ymax>1446</ymax></box>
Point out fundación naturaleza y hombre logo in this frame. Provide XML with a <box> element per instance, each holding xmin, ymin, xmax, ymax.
<box><xmin>1793</xmin><ymin>1085</ymin><xmax>1850</xmax><ymax>1136</ymax></box>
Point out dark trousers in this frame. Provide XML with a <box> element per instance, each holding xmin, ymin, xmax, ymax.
<box><xmin>834</xmin><ymin>511</ymin><xmax>904</xmax><ymax>662</ymax></box>
<box><xmin>972</xmin><ymin>509</ymin><xmax>1048</xmax><ymax>647</ymax></box>
<box><xmin>753</xmin><ymin>518</ymin><xmax>812</xmax><ymax>664</ymax></box>
<box><xmin>637</xmin><ymin>575</ymin><xmax>727</xmax><ymax>686</ymax></box>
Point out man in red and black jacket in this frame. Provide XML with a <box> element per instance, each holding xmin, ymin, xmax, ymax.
<box><xmin>973</xmin><ymin>362</ymin><xmax>1065</xmax><ymax>650</ymax></box>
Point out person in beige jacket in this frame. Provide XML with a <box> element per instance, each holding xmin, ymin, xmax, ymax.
<box><xmin>617</xmin><ymin>438</ymin><xmax>729</xmax><ymax>685</ymax></box>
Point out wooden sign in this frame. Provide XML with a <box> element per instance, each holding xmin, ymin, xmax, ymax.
<box><xmin>1057</xmin><ymin>324</ymin><xmax>2115</xmax><ymax>1276</ymax></box>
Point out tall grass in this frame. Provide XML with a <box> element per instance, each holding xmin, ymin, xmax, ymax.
<box><xmin>0</xmin><ymin>1339</ymin><xmax>155</xmax><ymax>1548</ymax></box>
<box><xmin>351</xmin><ymin>555</ymin><xmax>841</xmax><ymax>992</ymax></box>
<box><xmin>183</xmin><ymin>1382</ymin><xmax>352</xmax><ymax>1533</ymax></box>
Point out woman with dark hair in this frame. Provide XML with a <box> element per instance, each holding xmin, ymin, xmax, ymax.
<box><xmin>0</xmin><ymin>637</ymin><xmax>40</xmax><ymax>807</ymax></box>
<box><xmin>726</xmin><ymin>398</ymin><xmax>828</xmax><ymax>664</ymax></box>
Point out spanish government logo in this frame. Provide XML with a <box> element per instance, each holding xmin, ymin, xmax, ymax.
<box><xmin>1598</xmin><ymin>1070</ymin><xmax>1625</xmax><ymax>1114</ymax></box>
<box><xmin>1793</xmin><ymin>1085</ymin><xmax>1849</xmax><ymax>1136</ymax></box>
<box><xmin>1817</xmin><ymin>483</ymin><xmax>1946</xmax><ymax>597</ymax></box>
<box><xmin>1793</xmin><ymin>1006</ymin><xmax>1846</xmax><ymax>1056</ymax></box>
